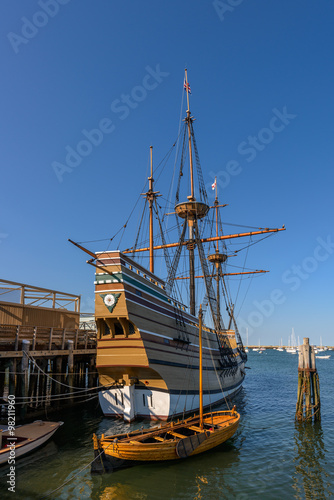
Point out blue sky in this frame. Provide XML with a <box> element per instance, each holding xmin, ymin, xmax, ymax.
<box><xmin>1</xmin><ymin>1</ymin><xmax>334</xmax><ymax>346</ymax></box>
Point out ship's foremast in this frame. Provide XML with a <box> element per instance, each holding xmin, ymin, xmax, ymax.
<box><xmin>141</xmin><ymin>146</ymin><xmax>160</xmax><ymax>274</ymax></box>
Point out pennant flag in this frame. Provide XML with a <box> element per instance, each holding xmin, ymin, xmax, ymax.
<box><xmin>211</xmin><ymin>179</ymin><xmax>217</xmax><ymax>190</ymax></box>
<box><xmin>184</xmin><ymin>80</ymin><xmax>191</xmax><ymax>94</ymax></box>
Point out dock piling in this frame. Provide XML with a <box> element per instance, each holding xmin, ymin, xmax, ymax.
<box><xmin>295</xmin><ymin>337</ymin><xmax>321</xmax><ymax>422</ymax></box>
<box><xmin>20</xmin><ymin>340</ymin><xmax>30</xmax><ymax>418</ymax></box>
<box><xmin>67</xmin><ymin>339</ymin><xmax>74</xmax><ymax>402</ymax></box>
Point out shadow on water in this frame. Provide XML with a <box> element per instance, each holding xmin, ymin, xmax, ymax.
<box><xmin>292</xmin><ymin>421</ymin><xmax>331</xmax><ymax>499</ymax></box>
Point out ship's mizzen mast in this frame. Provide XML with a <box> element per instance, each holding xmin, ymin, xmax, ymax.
<box><xmin>207</xmin><ymin>181</ymin><xmax>227</xmax><ymax>330</ymax></box>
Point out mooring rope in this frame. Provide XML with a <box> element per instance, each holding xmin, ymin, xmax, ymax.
<box><xmin>0</xmin><ymin>351</ymin><xmax>118</xmax><ymax>406</ymax></box>
<box><xmin>42</xmin><ymin>441</ymin><xmax>114</xmax><ymax>499</ymax></box>
<box><xmin>3</xmin><ymin>390</ymin><xmax>101</xmax><ymax>404</ymax></box>
<box><xmin>23</xmin><ymin>351</ymin><xmax>116</xmax><ymax>392</ymax></box>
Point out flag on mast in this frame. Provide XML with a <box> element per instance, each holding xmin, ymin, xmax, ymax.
<box><xmin>184</xmin><ymin>80</ymin><xmax>191</xmax><ymax>94</ymax></box>
<box><xmin>211</xmin><ymin>178</ymin><xmax>217</xmax><ymax>190</ymax></box>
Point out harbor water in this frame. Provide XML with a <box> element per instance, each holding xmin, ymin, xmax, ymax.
<box><xmin>1</xmin><ymin>349</ymin><xmax>333</xmax><ymax>499</ymax></box>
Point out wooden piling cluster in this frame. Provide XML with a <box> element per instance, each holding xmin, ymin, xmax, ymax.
<box><xmin>0</xmin><ymin>324</ymin><xmax>98</xmax><ymax>422</ymax></box>
<box><xmin>295</xmin><ymin>337</ymin><xmax>321</xmax><ymax>422</ymax></box>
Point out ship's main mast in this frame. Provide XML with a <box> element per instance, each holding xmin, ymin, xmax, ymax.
<box><xmin>122</xmin><ymin>71</ymin><xmax>285</xmax><ymax>320</ymax></box>
<box><xmin>174</xmin><ymin>69</ymin><xmax>209</xmax><ymax>316</ymax></box>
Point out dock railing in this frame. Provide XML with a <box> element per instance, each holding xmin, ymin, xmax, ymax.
<box><xmin>0</xmin><ymin>324</ymin><xmax>96</xmax><ymax>352</ymax></box>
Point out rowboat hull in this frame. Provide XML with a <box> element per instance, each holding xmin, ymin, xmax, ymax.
<box><xmin>92</xmin><ymin>410</ymin><xmax>239</xmax><ymax>473</ymax></box>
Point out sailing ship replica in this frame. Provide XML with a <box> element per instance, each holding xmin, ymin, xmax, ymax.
<box><xmin>70</xmin><ymin>70</ymin><xmax>285</xmax><ymax>421</ymax></box>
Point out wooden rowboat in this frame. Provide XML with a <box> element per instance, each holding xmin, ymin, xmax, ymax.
<box><xmin>91</xmin><ymin>304</ymin><xmax>240</xmax><ymax>473</ymax></box>
<box><xmin>92</xmin><ymin>408</ymin><xmax>239</xmax><ymax>473</ymax></box>
<box><xmin>0</xmin><ymin>420</ymin><xmax>63</xmax><ymax>465</ymax></box>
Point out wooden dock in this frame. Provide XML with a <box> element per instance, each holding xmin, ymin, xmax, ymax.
<box><xmin>0</xmin><ymin>279</ymin><xmax>98</xmax><ymax>422</ymax></box>
<box><xmin>0</xmin><ymin>324</ymin><xmax>97</xmax><ymax>422</ymax></box>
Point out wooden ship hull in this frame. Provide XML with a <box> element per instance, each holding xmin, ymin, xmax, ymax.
<box><xmin>95</xmin><ymin>250</ymin><xmax>245</xmax><ymax>421</ymax></box>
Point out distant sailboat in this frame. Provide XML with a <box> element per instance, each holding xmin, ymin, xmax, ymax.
<box><xmin>277</xmin><ymin>337</ymin><xmax>284</xmax><ymax>352</ymax></box>
<box><xmin>286</xmin><ymin>329</ymin><xmax>297</xmax><ymax>354</ymax></box>
<box><xmin>317</xmin><ymin>336</ymin><xmax>325</xmax><ymax>352</ymax></box>
<box><xmin>253</xmin><ymin>339</ymin><xmax>260</xmax><ymax>352</ymax></box>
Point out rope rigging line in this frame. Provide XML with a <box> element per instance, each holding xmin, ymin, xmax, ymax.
<box><xmin>221</xmin><ymin>221</ymin><xmax>280</xmax><ymax>230</ymax></box>
<box><xmin>165</xmin><ymin>220</ymin><xmax>187</xmax><ymax>295</ymax></box>
<box><xmin>171</xmin><ymin>343</ymin><xmax>198</xmax><ymax>422</ymax></box>
<box><xmin>105</xmin><ymin>133</ymin><xmax>181</xmax><ymax>254</ymax></box>
<box><xmin>131</xmin><ymin>221</ymin><xmax>181</xmax><ymax>250</ymax></box>
<box><xmin>234</xmin><ymin>271</ymin><xmax>255</xmax><ymax>320</ymax></box>
<box><xmin>203</xmin><ymin>329</ymin><xmax>231</xmax><ymax>411</ymax></box>
<box><xmin>231</xmin><ymin>232</ymin><xmax>277</xmax><ymax>254</ymax></box>
<box><xmin>190</xmin><ymin>121</ymin><xmax>208</xmax><ymax>205</ymax></box>
<box><xmin>174</xmin><ymin>126</ymin><xmax>188</xmax><ymax>206</ymax></box>
<box><xmin>131</xmin><ymin>201</ymin><xmax>148</xmax><ymax>258</ymax></box>
<box><xmin>43</xmin><ymin>441</ymin><xmax>115</xmax><ymax>498</ymax></box>
<box><xmin>233</xmin><ymin>236</ymin><xmax>251</xmax><ymax>309</ymax></box>
<box><xmin>154</xmin><ymin>198</ymin><xmax>172</xmax><ymax>278</ymax></box>
<box><xmin>166</xmin><ymin>80</ymin><xmax>186</xmax><ymax>214</ymax></box>
<box><xmin>2</xmin><ymin>392</ymin><xmax>100</xmax><ymax>405</ymax></box>
<box><xmin>154</xmin><ymin>134</ymin><xmax>181</xmax><ymax>184</ymax></box>
<box><xmin>77</xmin><ymin>141</ymin><xmax>171</xmax><ymax>244</ymax></box>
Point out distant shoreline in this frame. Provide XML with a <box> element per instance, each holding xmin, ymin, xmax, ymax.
<box><xmin>247</xmin><ymin>345</ymin><xmax>333</xmax><ymax>349</ymax></box>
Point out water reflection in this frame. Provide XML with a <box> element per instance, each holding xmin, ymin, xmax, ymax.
<box><xmin>90</xmin><ymin>438</ymin><xmax>241</xmax><ymax>499</ymax></box>
<box><xmin>292</xmin><ymin>421</ymin><xmax>330</xmax><ymax>499</ymax></box>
